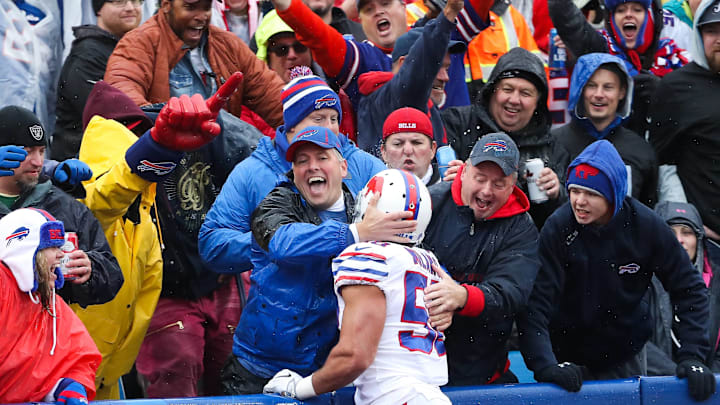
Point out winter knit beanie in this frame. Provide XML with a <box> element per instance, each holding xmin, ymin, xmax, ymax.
<box><xmin>281</xmin><ymin>71</ymin><xmax>342</xmax><ymax>132</ymax></box>
<box><xmin>382</xmin><ymin>107</ymin><xmax>433</xmax><ymax>141</ymax></box>
<box><xmin>0</xmin><ymin>106</ymin><xmax>46</xmax><ymax>148</ymax></box>
<box><xmin>0</xmin><ymin>208</ymin><xmax>65</xmax><ymax>293</ymax></box>
<box><xmin>92</xmin><ymin>0</ymin><xmax>107</xmax><ymax>14</ymax></box>
<box><xmin>567</xmin><ymin>163</ymin><xmax>614</xmax><ymax>205</ymax></box>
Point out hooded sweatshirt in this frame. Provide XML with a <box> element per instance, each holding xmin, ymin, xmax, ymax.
<box><xmin>442</xmin><ymin>47</ymin><xmax>571</xmax><ymax>227</ymax></box>
<box><xmin>650</xmin><ymin>0</ymin><xmax>720</xmax><ymax>236</ymax></box>
<box><xmin>518</xmin><ymin>140</ymin><xmax>709</xmax><ymax>374</ymax></box>
<box><xmin>554</xmin><ymin>53</ymin><xmax>658</xmax><ymax>206</ymax></box>
<box><xmin>652</xmin><ymin>201</ymin><xmax>720</xmax><ymax>372</ymax></box>
<box><xmin>0</xmin><ymin>209</ymin><xmax>101</xmax><ymax>403</ymax></box>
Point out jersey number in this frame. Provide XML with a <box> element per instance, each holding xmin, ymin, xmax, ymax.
<box><xmin>399</xmin><ymin>271</ymin><xmax>446</xmax><ymax>355</ymax></box>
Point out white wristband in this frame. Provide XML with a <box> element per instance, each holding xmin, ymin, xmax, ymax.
<box><xmin>349</xmin><ymin>224</ymin><xmax>360</xmax><ymax>243</ymax></box>
<box><xmin>295</xmin><ymin>374</ymin><xmax>317</xmax><ymax>400</ymax></box>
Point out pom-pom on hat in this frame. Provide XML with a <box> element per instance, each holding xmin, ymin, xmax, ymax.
<box><xmin>281</xmin><ymin>68</ymin><xmax>342</xmax><ymax>132</ymax></box>
<box><xmin>0</xmin><ymin>208</ymin><xmax>65</xmax><ymax>293</ymax></box>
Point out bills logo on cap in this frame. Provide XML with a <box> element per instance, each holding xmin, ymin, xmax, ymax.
<box><xmin>618</xmin><ymin>263</ymin><xmax>640</xmax><ymax>275</ymax></box>
<box><xmin>29</xmin><ymin>124</ymin><xmax>44</xmax><ymax>141</ymax></box>
<box><xmin>398</xmin><ymin>123</ymin><xmax>416</xmax><ymax>129</ymax></box>
<box><xmin>314</xmin><ymin>95</ymin><xmax>338</xmax><ymax>109</ymax></box>
<box><xmin>137</xmin><ymin>160</ymin><xmax>177</xmax><ymax>176</ymax></box>
<box><xmin>483</xmin><ymin>140</ymin><xmax>508</xmax><ymax>153</ymax></box>
<box><xmin>6</xmin><ymin>227</ymin><xmax>29</xmax><ymax>247</ymax></box>
<box><xmin>297</xmin><ymin>128</ymin><xmax>320</xmax><ymax>140</ymax></box>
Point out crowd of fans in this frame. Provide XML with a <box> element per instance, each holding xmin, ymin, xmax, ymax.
<box><xmin>0</xmin><ymin>0</ymin><xmax>719</xmax><ymax>402</ymax></box>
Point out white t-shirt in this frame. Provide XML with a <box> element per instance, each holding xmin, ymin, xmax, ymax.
<box><xmin>332</xmin><ymin>241</ymin><xmax>449</xmax><ymax>405</ymax></box>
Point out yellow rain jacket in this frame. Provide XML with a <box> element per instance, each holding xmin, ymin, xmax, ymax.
<box><xmin>74</xmin><ymin>116</ymin><xmax>163</xmax><ymax>399</ymax></box>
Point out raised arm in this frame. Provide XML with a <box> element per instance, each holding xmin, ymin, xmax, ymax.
<box><xmin>547</xmin><ymin>0</ymin><xmax>608</xmax><ymax>59</ymax></box>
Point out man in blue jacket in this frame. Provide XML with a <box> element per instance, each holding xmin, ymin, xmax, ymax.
<box><xmin>518</xmin><ymin>140</ymin><xmax>715</xmax><ymax>401</ymax></box>
<box><xmin>199</xmin><ymin>73</ymin><xmax>386</xmax><ymax>275</ymax></box>
<box><xmin>219</xmin><ymin>126</ymin><xmax>416</xmax><ymax>394</ymax></box>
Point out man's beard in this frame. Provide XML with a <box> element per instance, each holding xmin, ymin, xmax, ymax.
<box><xmin>35</xmin><ymin>251</ymin><xmax>55</xmax><ymax>308</ymax></box>
<box><xmin>310</xmin><ymin>4</ymin><xmax>333</xmax><ymax>17</ymax></box>
<box><xmin>17</xmin><ymin>177</ymin><xmax>38</xmax><ymax>195</ymax></box>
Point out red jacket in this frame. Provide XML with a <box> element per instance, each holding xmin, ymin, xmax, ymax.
<box><xmin>0</xmin><ymin>264</ymin><xmax>101</xmax><ymax>402</ymax></box>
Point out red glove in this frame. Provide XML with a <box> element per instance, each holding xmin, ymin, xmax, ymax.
<box><xmin>150</xmin><ymin>72</ymin><xmax>243</xmax><ymax>151</ymax></box>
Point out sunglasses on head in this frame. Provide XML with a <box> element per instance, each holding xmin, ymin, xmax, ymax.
<box><xmin>267</xmin><ymin>41</ymin><xmax>308</xmax><ymax>57</ymax></box>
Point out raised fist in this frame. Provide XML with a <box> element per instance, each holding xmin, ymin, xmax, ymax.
<box><xmin>150</xmin><ymin>72</ymin><xmax>243</xmax><ymax>151</ymax></box>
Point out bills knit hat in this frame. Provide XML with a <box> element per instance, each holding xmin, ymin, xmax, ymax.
<box><xmin>566</xmin><ymin>163</ymin><xmax>614</xmax><ymax>204</ymax></box>
<box><xmin>0</xmin><ymin>106</ymin><xmax>46</xmax><ymax>148</ymax></box>
<box><xmin>0</xmin><ymin>208</ymin><xmax>65</xmax><ymax>293</ymax></box>
<box><xmin>286</xmin><ymin>126</ymin><xmax>343</xmax><ymax>162</ymax></box>
<box><xmin>382</xmin><ymin>107</ymin><xmax>433</xmax><ymax>141</ymax></box>
<box><xmin>281</xmin><ymin>72</ymin><xmax>342</xmax><ymax>132</ymax></box>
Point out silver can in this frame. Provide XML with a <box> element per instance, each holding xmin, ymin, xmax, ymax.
<box><xmin>525</xmin><ymin>158</ymin><xmax>549</xmax><ymax>203</ymax></box>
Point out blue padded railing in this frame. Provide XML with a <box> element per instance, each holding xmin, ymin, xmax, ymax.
<box><xmin>86</xmin><ymin>375</ymin><xmax>720</xmax><ymax>405</ymax></box>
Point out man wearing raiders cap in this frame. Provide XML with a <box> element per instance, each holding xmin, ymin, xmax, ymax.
<box><xmin>0</xmin><ymin>105</ymin><xmax>123</xmax><ymax>308</ymax></box>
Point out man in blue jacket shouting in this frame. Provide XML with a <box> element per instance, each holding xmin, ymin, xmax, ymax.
<box><xmin>518</xmin><ymin>140</ymin><xmax>716</xmax><ymax>401</ymax></box>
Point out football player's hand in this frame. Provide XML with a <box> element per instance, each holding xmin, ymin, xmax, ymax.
<box><xmin>263</xmin><ymin>369</ymin><xmax>316</xmax><ymax>400</ymax></box>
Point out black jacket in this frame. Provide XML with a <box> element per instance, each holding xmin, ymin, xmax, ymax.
<box><xmin>0</xmin><ymin>181</ymin><xmax>123</xmax><ymax>308</ymax></box>
<box><xmin>53</xmin><ymin>25</ymin><xmax>119</xmax><ymax>160</ymax></box>
<box><xmin>519</xmin><ymin>198</ymin><xmax>710</xmax><ymax>373</ymax></box>
<box><xmin>423</xmin><ymin>180</ymin><xmax>540</xmax><ymax>385</ymax></box>
<box><xmin>330</xmin><ymin>7</ymin><xmax>366</xmax><ymax>41</ymax></box>
<box><xmin>547</xmin><ymin>0</ymin><xmax>667</xmax><ymax>136</ymax></box>
<box><xmin>650</xmin><ymin>62</ymin><xmax>720</xmax><ymax>235</ymax></box>
<box><xmin>441</xmin><ymin>48</ymin><xmax>570</xmax><ymax>228</ymax></box>
<box><xmin>554</xmin><ymin>120</ymin><xmax>658</xmax><ymax>207</ymax></box>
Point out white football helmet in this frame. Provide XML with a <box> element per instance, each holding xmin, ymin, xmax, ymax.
<box><xmin>353</xmin><ymin>169</ymin><xmax>432</xmax><ymax>245</ymax></box>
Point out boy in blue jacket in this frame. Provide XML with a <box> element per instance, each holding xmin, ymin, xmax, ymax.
<box><xmin>518</xmin><ymin>140</ymin><xmax>716</xmax><ymax>401</ymax></box>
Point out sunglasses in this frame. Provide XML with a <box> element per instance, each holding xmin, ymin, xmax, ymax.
<box><xmin>106</xmin><ymin>0</ymin><xmax>144</xmax><ymax>5</ymax></box>
<box><xmin>267</xmin><ymin>41</ymin><xmax>308</xmax><ymax>57</ymax></box>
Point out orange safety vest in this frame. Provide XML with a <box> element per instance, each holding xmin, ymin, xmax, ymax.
<box><xmin>405</xmin><ymin>0</ymin><xmax>428</xmax><ymax>27</ymax></box>
<box><xmin>464</xmin><ymin>5</ymin><xmax>543</xmax><ymax>82</ymax></box>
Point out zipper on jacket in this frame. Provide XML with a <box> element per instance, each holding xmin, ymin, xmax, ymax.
<box><xmin>470</xmin><ymin>222</ymin><xmax>475</xmax><ymax>236</ymax></box>
<box><xmin>146</xmin><ymin>320</ymin><xmax>184</xmax><ymax>337</ymax></box>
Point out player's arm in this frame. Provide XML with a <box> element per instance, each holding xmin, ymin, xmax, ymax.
<box><xmin>313</xmin><ymin>285</ymin><xmax>386</xmax><ymax>392</ymax></box>
<box><xmin>264</xmin><ymin>284</ymin><xmax>386</xmax><ymax>399</ymax></box>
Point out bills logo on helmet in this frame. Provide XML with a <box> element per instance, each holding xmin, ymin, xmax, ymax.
<box><xmin>6</xmin><ymin>227</ymin><xmax>29</xmax><ymax>247</ymax></box>
<box><xmin>364</xmin><ymin>175</ymin><xmax>384</xmax><ymax>198</ymax></box>
<box><xmin>618</xmin><ymin>263</ymin><xmax>640</xmax><ymax>275</ymax></box>
<box><xmin>314</xmin><ymin>95</ymin><xmax>338</xmax><ymax>109</ymax></box>
<box><xmin>483</xmin><ymin>140</ymin><xmax>507</xmax><ymax>153</ymax></box>
<box><xmin>137</xmin><ymin>160</ymin><xmax>177</xmax><ymax>176</ymax></box>
<box><xmin>29</xmin><ymin>125</ymin><xmax>44</xmax><ymax>141</ymax></box>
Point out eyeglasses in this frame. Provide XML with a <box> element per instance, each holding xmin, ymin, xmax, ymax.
<box><xmin>267</xmin><ymin>41</ymin><xmax>308</xmax><ymax>57</ymax></box>
<box><xmin>106</xmin><ymin>0</ymin><xmax>144</xmax><ymax>6</ymax></box>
